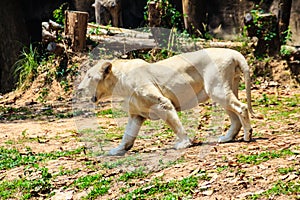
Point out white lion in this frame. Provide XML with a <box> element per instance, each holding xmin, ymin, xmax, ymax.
<box><xmin>78</xmin><ymin>48</ymin><xmax>255</xmax><ymax>156</ymax></box>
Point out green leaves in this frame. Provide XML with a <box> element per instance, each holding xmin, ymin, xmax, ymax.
<box><xmin>53</xmin><ymin>3</ymin><xmax>68</xmax><ymax>25</ymax></box>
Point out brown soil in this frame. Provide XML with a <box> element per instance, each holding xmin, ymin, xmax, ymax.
<box><xmin>0</xmin><ymin>56</ymin><xmax>299</xmax><ymax>199</ymax></box>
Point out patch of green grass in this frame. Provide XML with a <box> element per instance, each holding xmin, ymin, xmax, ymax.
<box><xmin>96</xmin><ymin>108</ymin><xmax>127</xmax><ymax>118</ymax></box>
<box><xmin>250</xmin><ymin>180</ymin><xmax>300</xmax><ymax>199</ymax></box>
<box><xmin>83</xmin><ymin>180</ymin><xmax>111</xmax><ymax>200</ymax></box>
<box><xmin>0</xmin><ymin>106</ymin><xmax>33</xmax><ymax>121</ymax></box>
<box><xmin>119</xmin><ymin>167</ymin><xmax>147</xmax><ymax>182</ymax></box>
<box><xmin>0</xmin><ymin>165</ymin><xmax>52</xmax><ymax>200</ymax></box>
<box><xmin>120</xmin><ymin>172</ymin><xmax>210</xmax><ymax>199</ymax></box>
<box><xmin>237</xmin><ymin>149</ymin><xmax>295</xmax><ymax>165</ymax></box>
<box><xmin>159</xmin><ymin>156</ymin><xmax>185</xmax><ymax>169</ymax></box>
<box><xmin>239</xmin><ymin>83</ymin><xmax>246</xmax><ymax>90</ymax></box>
<box><xmin>216</xmin><ymin>165</ymin><xmax>229</xmax><ymax>173</ymax></box>
<box><xmin>0</xmin><ymin>106</ymin><xmax>86</xmax><ymax>121</ymax></box>
<box><xmin>0</xmin><ymin>146</ymin><xmax>84</xmax><ymax>170</ymax></box>
<box><xmin>56</xmin><ymin>167</ymin><xmax>81</xmax><ymax>176</ymax></box>
<box><xmin>73</xmin><ymin>174</ymin><xmax>103</xmax><ymax>189</ymax></box>
<box><xmin>101</xmin><ymin>155</ymin><xmax>141</xmax><ymax>169</ymax></box>
<box><xmin>256</xmin><ymin>93</ymin><xmax>280</xmax><ymax>106</ymax></box>
<box><xmin>277</xmin><ymin>167</ymin><xmax>295</xmax><ymax>175</ymax></box>
<box><xmin>120</xmin><ymin>176</ymin><xmax>198</xmax><ymax>199</ymax></box>
<box><xmin>254</xmin><ymin>94</ymin><xmax>300</xmax><ymax>124</ymax></box>
<box><xmin>71</xmin><ymin>174</ymin><xmax>111</xmax><ymax>199</ymax></box>
<box><xmin>4</xmin><ymin>140</ymin><xmax>15</xmax><ymax>145</ymax></box>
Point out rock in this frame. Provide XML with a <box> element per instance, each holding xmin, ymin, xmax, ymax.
<box><xmin>202</xmin><ymin>189</ymin><xmax>214</xmax><ymax>196</ymax></box>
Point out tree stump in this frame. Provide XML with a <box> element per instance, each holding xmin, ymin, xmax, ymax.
<box><xmin>245</xmin><ymin>13</ymin><xmax>280</xmax><ymax>57</ymax></box>
<box><xmin>65</xmin><ymin>11</ymin><xmax>89</xmax><ymax>51</ymax></box>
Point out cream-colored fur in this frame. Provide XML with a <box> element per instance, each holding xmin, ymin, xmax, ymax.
<box><xmin>78</xmin><ymin>48</ymin><xmax>254</xmax><ymax>156</ymax></box>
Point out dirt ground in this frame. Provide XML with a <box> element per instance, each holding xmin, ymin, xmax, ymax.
<box><xmin>0</xmin><ymin>58</ymin><xmax>299</xmax><ymax>199</ymax></box>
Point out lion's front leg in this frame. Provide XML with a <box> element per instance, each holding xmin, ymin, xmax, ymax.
<box><xmin>151</xmin><ymin>98</ymin><xmax>192</xmax><ymax>150</ymax></box>
<box><xmin>109</xmin><ymin>115</ymin><xmax>145</xmax><ymax>156</ymax></box>
<box><xmin>166</xmin><ymin>111</ymin><xmax>192</xmax><ymax>150</ymax></box>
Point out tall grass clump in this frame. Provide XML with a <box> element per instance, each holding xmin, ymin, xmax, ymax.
<box><xmin>13</xmin><ymin>44</ymin><xmax>39</xmax><ymax>88</ymax></box>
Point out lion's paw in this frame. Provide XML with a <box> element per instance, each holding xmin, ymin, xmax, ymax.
<box><xmin>108</xmin><ymin>147</ymin><xmax>127</xmax><ymax>156</ymax></box>
<box><xmin>218</xmin><ymin>135</ymin><xmax>233</xmax><ymax>143</ymax></box>
<box><xmin>175</xmin><ymin>139</ymin><xmax>192</xmax><ymax>150</ymax></box>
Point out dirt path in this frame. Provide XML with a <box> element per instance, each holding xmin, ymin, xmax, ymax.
<box><xmin>0</xmin><ymin>83</ymin><xmax>299</xmax><ymax>199</ymax></box>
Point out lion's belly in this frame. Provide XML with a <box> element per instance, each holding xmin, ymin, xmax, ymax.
<box><xmin>160</xmin><ymin>77</ymin><xmax>207</xmax><ymax>111</ymax></box>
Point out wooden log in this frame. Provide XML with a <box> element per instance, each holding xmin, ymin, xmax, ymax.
<box><xmin>88</xmin><ymin>23</ymin><xmax>152</xmax><ymax>38</ymax></box>
<box><xmin>65</xmin><ymin>11</ymin><xmax>89</xmax><ymax>51</ymax></box>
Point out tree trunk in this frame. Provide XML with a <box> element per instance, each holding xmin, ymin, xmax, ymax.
<box><xmin>182</xmin><ymin>0</ymin><xmax>207</xmax><ymax>37</ymax></box>
<box><xmin>147</xmin><ymin>1</ymin><xmax>162</xmax><ymax>27</ymax></box>
<box><xmin>0</xmin><ymin>0</ymin><xmax>28</xmax><ymax>93</ymax></box>
<box><xmin>278</xmin><ymin>0</ymin><xmax>292</xmax><ymax>44</ymax></box>
<box><xmin>147</xmin><ymin>1</ymin><xmax>165</xmax><ymax>46</ymax></box>
<box><xmin>65</xmin><ymin>11</ymin><xmax>89</xmax><ymax>51</ymax></box>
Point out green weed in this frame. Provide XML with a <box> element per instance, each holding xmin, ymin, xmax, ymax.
<box><xmin>250</xmin><ymin>180</ymin><xmax>300</xmax><ymax>199</ymax></box>
<box><xmin>0</xmin><ymin>165</ymin><xmax>53</xmax><ymax>199</ymax></box>
<box><xmin>144</xmin><ymin>0</ymin><xmax>183</xmax><ymax>29</ymax></box>
<box><xmin>56</xmin><ymin>167</ymin><xmax>81</xmax><ymax>176</ymax></box>
<box><xmin>71</xmin><ymin>174</ymin><xmax>111</xmax><ymax>199</ymax></box>
<box><xmin>237</xmin><ymin>149</ymin><xmax>295</xmax><ymax>165</ymax></box>
<box><xmin>53</xmin><ymin>3</ymin><xmax>68</xmax><ymax>25</ymax></box>
<box><xmin>119</xmin><ymin>167</ymin><xmax>147</xmax><ymax>182</ymax></box>
<box><xmin>96</xmin><ymin>108</ymin><xmax>127</xmax><ymax>118</ymax></box>
<box><xmin>277</xmin><ymin>167</ymin><xmax>295</xmax><ymax>175</ymax></box>
<box><xmin>102</xmin><ymin>155</ymin><xmax>141</xmax><ymax>169</ymax></box>
<box><xmin>216</xmin><ymin>165</ymin><xmax>229</xmax><ymax>173</ymax></box>
<box><xmin>13</xmin><ymin>44</ymin><xmax>39</xmax><ymax>88</ymax></box>
<box><xmin>0</xmin><ymin>146</ymin><xmax>84</xmax><ymax>170</ymax></box>
<box><xmin>120</xmin><ymin>172</ymin><xmax>209</xmax><ymax>199</ymax></box>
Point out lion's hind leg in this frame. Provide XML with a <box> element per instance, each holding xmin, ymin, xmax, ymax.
<box><xmin>218</xmin><ymin>110</ymin><xmax>242</xmax><ymax>142</ymax></box>
<box><xmin>212</xmin><ymin>92</ymin><xmax>252</xmax><ymax>142</ymax></box>
<box><xmin>224</xmin><ymin>94</ymin><xmax>252</xmax><ymax>142</ymax></box>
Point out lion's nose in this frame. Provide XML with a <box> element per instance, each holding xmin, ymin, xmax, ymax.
<box><xmin>91</xmin><ymin>96</ymin><xmax>97</xmax><ymax>103</ymax></box>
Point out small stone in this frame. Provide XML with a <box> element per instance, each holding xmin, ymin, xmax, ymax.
<box><xmin>202</xmin><ymin>189</ymin><xmax>214</xmax><ymax>196</ymax></box>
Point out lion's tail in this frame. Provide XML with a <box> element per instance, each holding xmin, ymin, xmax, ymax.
<box><xmin>236</xmin><ymin>53</ymin><xmax>256</xmax><ymax>118</ymax></box>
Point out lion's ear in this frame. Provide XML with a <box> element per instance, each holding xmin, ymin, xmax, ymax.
<box><xmin>101</xmin><ymin>62</ymin><xmax>112</xmax><ymax>79</ymax></box>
